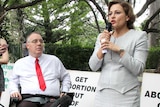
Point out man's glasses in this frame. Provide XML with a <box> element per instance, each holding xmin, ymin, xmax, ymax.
<box><xmin>28</xmin><ymin>39</ymin><xmax>44</xmax><ymax>44</ymax></box>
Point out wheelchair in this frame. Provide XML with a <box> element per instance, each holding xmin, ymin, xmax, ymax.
<box><xmin>9</xmin><ymin>92</ymin><xmax>74</xmax><ymax>107</ymax></box>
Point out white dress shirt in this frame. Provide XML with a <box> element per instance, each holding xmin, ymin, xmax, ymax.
<box><xmin>9</xmin><ymin>54</ymin><xmax>71</xmax><ymax>96</ymax></box>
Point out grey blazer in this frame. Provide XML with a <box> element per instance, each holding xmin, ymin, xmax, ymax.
<box><xmin>89</xmin><ymin>29</ymin><xmax>148</xmax><ymax>94</ymax></box>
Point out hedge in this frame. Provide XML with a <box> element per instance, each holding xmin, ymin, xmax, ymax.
<box><xmin>45</xmin><ymin>43</ymin><xmax>93</xmax><ymax>71</ymax></box>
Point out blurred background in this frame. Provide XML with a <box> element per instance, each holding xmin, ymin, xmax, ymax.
<box><xmin>0</xmin><ymin>0</ymin><xmax>159</xmax><ymax>71</ymax></box>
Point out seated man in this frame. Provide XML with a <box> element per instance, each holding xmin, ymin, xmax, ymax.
<box><xmin>9</xmin><ymin>32</ymin><xmax>71</xmax><ymax>107</ymax></box>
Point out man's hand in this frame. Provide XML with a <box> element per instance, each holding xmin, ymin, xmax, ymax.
<box><xmin>60</xmin><ymin>92</ymin><xmax>67</xmax><ymax>97</ymax></box>
<box><xmin>10</xmin><ymin>92</ymin><xmax>22</xmax><ymax>100</ymax></box>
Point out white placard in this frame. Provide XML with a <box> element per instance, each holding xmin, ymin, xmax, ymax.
<box><xmin>68</xmin><ymin>70</ymin><xmax>100</xmax><ymax>107</ymax></box>
<box><xmin>140</xmin><ymin>72</ymin><xmax>160</xmax><ymax>107</ymax></box>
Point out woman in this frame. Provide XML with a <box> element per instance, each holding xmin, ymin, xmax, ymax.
<box><xmin>89</xmin><ymin>0</ymin><xmax>148</xmax><ymax>107</ymax></box>
<box><xmin>0</xmin><ymin>38</ymin><xmax>9</xmax><ymax>107</ymax></box>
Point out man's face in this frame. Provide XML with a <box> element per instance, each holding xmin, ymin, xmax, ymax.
<box><xmin>26</xmin><ymin>33</ymin><xmax>44</xmax><ymax>57</ymax></box>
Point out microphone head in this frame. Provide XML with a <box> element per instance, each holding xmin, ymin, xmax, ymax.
<box><xmin>106</xmin><ymin>22</ymin><xmax>112</xmax><ymax>32</ymax></box>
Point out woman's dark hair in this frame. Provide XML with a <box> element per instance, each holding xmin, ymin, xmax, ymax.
<box><xmin>108</xmin><ymin>0</ymin><xmax>136</xmax><ymax>29</ymax></box>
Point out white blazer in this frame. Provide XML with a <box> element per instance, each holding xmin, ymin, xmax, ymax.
<box><xmin>89</xmin><ymin>29</ymin><xmax>149</xmax><ymax>94</ymax></box>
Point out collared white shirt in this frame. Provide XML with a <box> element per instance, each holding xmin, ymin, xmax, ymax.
<box><xmin>9</xmin><ymin>54</ymin><xmax>71</xmax><ymax>96</ymax></box>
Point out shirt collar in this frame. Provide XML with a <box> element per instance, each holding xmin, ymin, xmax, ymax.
<box><xmin>28</xmin><ymin>54</ymin><xmax>44</xmax><ymax>63</ymax></box>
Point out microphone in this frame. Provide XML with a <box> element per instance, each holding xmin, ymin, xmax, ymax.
<box><xmin>101</xmin><ymin>22</ymin><xmax>112</xmax><ymax>54</ymax></box>
<box><xmin>49</xmin><ymin>95</ymin><xmax>73</xmax><ymax>107</ymax></box>
<box><xmin>106</xmin><ymin>22</ymin><xmax>112</xmax><ymax>32</ymax></box>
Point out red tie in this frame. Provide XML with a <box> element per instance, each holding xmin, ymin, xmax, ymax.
<box><xmin>35</xmin><ymin>58</ymin><xmax>46</xmax><ymax>91</ymax></box>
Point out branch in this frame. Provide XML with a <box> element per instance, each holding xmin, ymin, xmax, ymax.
<box><xmin>0</xmin><ymin>12</ymin><xmax>7</xmax><ymax>24</ymax></box>
<box><xmin>5</xmin><ymin>0</ymin><xmax>44</xmax><ymax>11</ymax></box>
<box><xmin>143</xmin><ymin>8</ymin><xmax>160</xmax><ymax>32</ymax></box>
<box><xmin>89</xmin><ymin>0</ymin><xmax>107</xmax><ymax>25</ymax></box>
<box><xmin>84</xmin><ymin>0</ymin><xmax>101</xmax><ymax>33</ymax></box>
<box><xmin>136</xmin><ymin>0</ymin><xmax>156</xmax><ymax>17</ymax></box>
<box><xmin>3</xmin><ymin>0</ymin><xmax>9</xmax><ymax>7</ymax></box>
<box><xmin>145</xmin><ymin>28</ymin><xmax>160</xmax><ymax>33</ymax></box>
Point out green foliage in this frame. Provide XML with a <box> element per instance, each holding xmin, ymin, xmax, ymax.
<box><xmin>146</xmin><ymin>46</ymin><xmax>160</xmax><ymax>69</ymax></box>
<box><xmin>0</xmin><ymin>17</ymin><xmax>11</xmax><ymax>43</ymax></box>
<box><xmin>22</xmin><ymin>0</ymin><xmax>92</xmax><ymax>44</ymax></box>
<box><xmin>8</xmin><ymin>0</ymin><xmax>21</xmax><ymax>6</ymax></box>
<box><xmin>8</xmin><ymin>43</ymin><xmax>22</xmax><ymax>63</ymax></box>
<box><xmin>45</xmin><ymin>43</ymin><xmax>93</xmax><ymax>71</ymax></box>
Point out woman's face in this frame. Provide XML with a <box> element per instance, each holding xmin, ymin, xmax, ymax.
<box><xmin>108</xmin><ymin>4</ymin><xmax>129</xmax><ymax>29</ymax></box>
